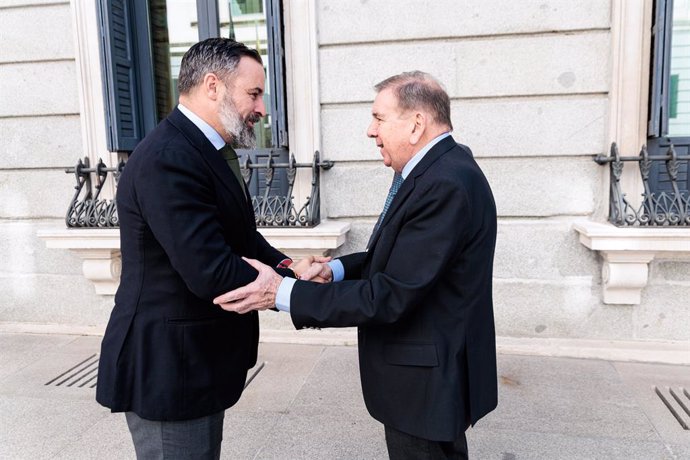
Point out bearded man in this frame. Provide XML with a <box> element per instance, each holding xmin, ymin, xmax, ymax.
<box><xmin>96</xmin><ymin>38</ymin><xmax>318</xmax><ymax>459</ymax></box>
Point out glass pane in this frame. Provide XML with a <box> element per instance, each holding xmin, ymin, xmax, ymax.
<box><xmin>148</xmin><ymin>0</ymin><xmax>274</xmax><ymax>146</ymax></box>
<box><xmin>219</xmin><ymin>0</ymin><xmax>273</xmax><ymax>148</ymax></box>
<box><xmin>668</xmin><ymin>0</ymin><xmax>690</xmax><ymax>136</ymax></box>
<box><xmin>149</xmin><ymin>0</ymin><xmax>199</xmax><ymax>121</ymax></box>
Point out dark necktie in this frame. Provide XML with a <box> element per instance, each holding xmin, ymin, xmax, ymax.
<box><xmin>368</xmin><ymin>172</ymin><xmax>403</xmax><ymax>246</ymax></box>
<box><xmin>219</xmin><ymin>144</ymin><xmax>246</xmax><ymax>198</ymax></box>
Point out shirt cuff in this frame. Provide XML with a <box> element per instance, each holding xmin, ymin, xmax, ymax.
<box><xmin>275</xmin><ymin>277</ymin><xmax>297</xmax><ymax>312</ymax></box>
<box><xmin>277</xmin><ymin>258</ymin><xmax>293</xmax><ymax>269</ymax></box>
<box><xmin>327</xmin><ymin>260</ymin><xmax>345</xmax><ymax>282</ymax></box>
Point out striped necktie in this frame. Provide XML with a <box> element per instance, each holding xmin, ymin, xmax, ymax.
<box><xmin>219</xmin><ymin>144</ymin><xmax>246</xmax><ymax>197</ymax></box>
<box><xmin>368</xmin><ymin>172</ymin><xmax>403</xmax><ymax>246</ymax></box>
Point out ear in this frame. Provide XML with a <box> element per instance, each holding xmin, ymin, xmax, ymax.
<box><xmin>410</xmin><ymin>112</ymin><xmax>425</xmax><ymax>145</ymax></box>
<box><xmin>202</xmin><ymin>72</ymin><xmax>222</xmax><ymax>101</ymax></box>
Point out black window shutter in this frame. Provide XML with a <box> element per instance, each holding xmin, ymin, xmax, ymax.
<box><xmin>97</xmin><ymin>0</ymin><xmax>157</xmax><ymax>152</ymax></box>
<box><xmin>266</xmin><ymin>0</ymin><xmax>288</xmax><ymax>148</ymax></box>
<box><xmin>648</xmin><ymin>0</ymin><xmax>674</xmax><ymax>137</ymax></box>
<box><xmin>239</xmin><ymin>149</ymin><xmax>290</xmax><ymax>197</ymax></box>
<box><xmin>647</xmin><ymin>140</ymin><xmax>690</xmax><ymax>195</ymax></box>
<box><xmin>647</xmin><ymin>0</ymin><xmax>688</xmax><ymax>198</ymax></box>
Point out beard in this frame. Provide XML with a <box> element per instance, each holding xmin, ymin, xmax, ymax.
<box><xmin>219</xmin><ymin>94</ymin><xmax>260</xmax><ymax>149</ymax></box>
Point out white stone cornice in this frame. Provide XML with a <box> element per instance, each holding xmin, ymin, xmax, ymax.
<box><xmin>37</xmin><ymin>228</ymin><xmax>121</xmax><ymax>295</ymax></box>
<box><xmin>258</xmin><ymin>220</ymin><xmax>350</xmax><ymax>259</ymax></box>
<box><xmin>37</xmin><ymin>221</ymin><xmax>350</xmax><ymax>295</ymax></box>
<box><xmin>573</xmin><ymin>220</ymin><xmax>690</xmax><ymax>304</ymax></box>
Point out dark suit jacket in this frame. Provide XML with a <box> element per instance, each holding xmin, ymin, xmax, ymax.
<box><xmin>290</xmin><ymin>136</ymin><xmax>497</xmax><ymax>441</ymax></box>
<box><xmin>96</xmin><ymin>108</ymin><xmax>291</xmax><ymax>421</ymax></box>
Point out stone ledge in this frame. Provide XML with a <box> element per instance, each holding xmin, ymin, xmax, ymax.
<box><xmin>573</xmin><ymin>220</ymin><xmax>690</xmax><ymax>305</ymax></box>
<box><xmin>37</xmin><ymin>221</ymin><xmax>351</xmax><ymax>295</ymax></box>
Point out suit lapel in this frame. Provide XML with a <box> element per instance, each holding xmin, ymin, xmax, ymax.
<box><xmin>167</xmin><ymin>108</ymin><xmax>252</xmax><ymax>219</ymax></box>
<box><xmin>367</xmin><ymin>136</ymin><xmax>458</xmax><ymax>250</ymax></box>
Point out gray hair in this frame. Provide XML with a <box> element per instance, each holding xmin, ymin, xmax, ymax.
<box><xmin>374</xmin><ymin>71</ymin><xmax>453</xmax><ymax>130</ymax></box>
<box><xmin>177</xmin><ymin>38</ymin><xmax>262</xmax><ymax>94</ymax></box>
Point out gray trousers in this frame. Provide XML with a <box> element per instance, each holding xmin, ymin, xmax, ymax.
<box><xmin>125</xmin><ymin>411</ymin><xmax>224</xmax><ymax>460</ymax></box>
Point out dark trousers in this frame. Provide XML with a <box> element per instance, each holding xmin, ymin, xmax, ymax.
<box><xmin>385</xmin><ymin>425</ymin><xmax>468</xmax><ymax>460</ymax></box>
<box><xmin>125</xmin><ymin>411</ymin><xmax>224</xmax><ymax>460</ymax></box>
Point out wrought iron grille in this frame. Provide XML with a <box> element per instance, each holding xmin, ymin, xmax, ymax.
<box><xmin>65</xmin><ymin>151</ymin><xmax>333</xmax><ymax>228</ymax></box>
<box><xmin>242</xmin><ymin>151</ymin><xmax>333</xmax><ymax>227</ymax></box>
<box><xmin>65</xmin><ymin>157</ymin><xmax>124</xmax><ymax>228</ymax></box>
<box><xmin>595</xmin><ymin>143</ymin><xmax>690</xmax><ymax>226</ymax></box>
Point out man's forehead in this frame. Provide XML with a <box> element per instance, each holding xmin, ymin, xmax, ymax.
<box><xmin>371</xmin><ymin>90</ymin><xmax>399</xmax><ymax>116</ymax></box>
<box><xmin>232</xmin><ymin>57</ymin><xmax>265</xmax><ymax>88</ymax></box>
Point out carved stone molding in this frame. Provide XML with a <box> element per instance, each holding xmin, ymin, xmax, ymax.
<box><xmin>37</xmin><ymin>228</ymin><xmax>121</xmax><ymax>295</ymax></box>
<box><xmin>573</xmin><ymin>220</ymin><xmax>690</xmax><ymax>305</ymax></box>
<box><xmin>38</xmin><ymin>221</ymin><xmax>350</xmax><ymax>295</ymax></box>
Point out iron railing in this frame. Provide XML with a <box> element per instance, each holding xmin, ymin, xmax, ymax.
<box><xmin>65</xmin><ymin>151</ymin><xmax>333</xmax><ymax>228</ymax></box>
<box><xmin>595</xmin><ymin>143</ymin><xmax>690</xmax><ymax>226</ymax></box>
<box><xmin>65</xmin><ymin>157</ymin><xmax>124</xmax><ymax>228</ymax></box>
<box><xmin>242</xmin><ymin>151</ymin><xmax>333</xmax><ymax>227</ymax></box>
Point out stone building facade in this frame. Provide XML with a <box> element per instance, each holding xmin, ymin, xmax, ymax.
<box><xmin>1</xmin><ymin>0</ymin><xmax>688</xmax><ymax>358</ymax></box>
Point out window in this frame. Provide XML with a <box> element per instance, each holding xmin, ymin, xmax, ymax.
<box><xmin>97</xmin><ymin>0</ymin><xmax>288</xmax><ymax>195</ymax></box>
<box><xmin>648</xmin><ymin>0</ymin><xmax>690</xmax><ymax>194</ymax></box>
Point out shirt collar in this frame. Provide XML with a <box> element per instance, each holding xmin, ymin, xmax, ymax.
<box><xmin>401</xmin><ymin>132</ymin><xmax>451</xmax><ymax>180</ymax></box>
<box><xmin>177</xmin><ymin>103</ymin><xmax>226</xmax><ymax>150</ymax></box>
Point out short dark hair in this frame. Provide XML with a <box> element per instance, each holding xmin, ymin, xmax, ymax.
<box><xmin>177</xmin><ymin>38</ymin><xmax>262</xmax><ymax>94</ymax></box>
<box><xmin>374</xmin><ymin>71</ymin><xmax>453</xmax><ymax>130</ymax></box>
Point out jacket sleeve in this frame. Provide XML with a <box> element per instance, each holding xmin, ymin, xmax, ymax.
<box><xmin>338</xmin><ymin>252</ymin><xmax>367</xmax><ymax>280</ymax></box>
<box><xmin>254</xmin><ymin>230</ymin><xmax>290</xmax><ymax>267</ymax></box>
<box><xmin>133</xmin><ymin>146</ymin><xmax>259</xmax><ymax>300</ymax></box>
<box><xmin>290</xmin><ymin>178</ymin><xmax>471</xmax><ymax>328</ymax></box>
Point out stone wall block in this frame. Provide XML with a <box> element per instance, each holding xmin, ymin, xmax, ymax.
<box><xmin>322</xmin><ymin>165</ymin><xmax>390</xmax><ymax>218</ymax></box>
<box><xmin>322</xmin><ymin>158</ymin><xmax>598</xmax><ymax>218</ymax></box>
<box><xmin>0</xmin><ymin>274</ymin><xmax>114</xmax><ymax>326</ymax></box>
<box><xmin>478</xmin><ymin>157</ymin><xmax>599</xmax><ymax>217</ymax></box>
<box><xmin>1</xmin><ymin>116</ymin><xmax>83</xmax><ymax>169</ymax></box>
<box><xmin>648</xmin><ymin>260</ymin><xmax>690</xmax><ymax>283</ymax></box>
<box><xmin>318</xmin><ymin>0</ymin><xmax>609</xmax><ymax>45</ymax></box>
<box><xmin>0</xmin><ymin>170</ymin><xmax>74</xmax><ymax>218</ymax></box>
<box><xmin>493</xmin><ymin>279</ymin><xmax>634</xmax><ymax>339</ymax></box>
<box><xmin>0</xmin><ymin>4</ymin><xmax>74</xmax><ymax>63</ymax></box>
<box><xmin>321</xmin><ymin>96</ymin><xmax>608</xmax><ymax>161</ymax></box>
<box><xmin>636</xmin><ymin>284</ymin><xmax>690</xmax><ymax>341</ymax></box>
<box><xmin>0</xmin><ymin>220</ymin><xmax>82</xmax><ymax>275</ymax></box>
<box><xmin>0</xmin><ymin>0</ymin><xmax>67</xmax><ymax>8</ymax></box>
<box><xmin>319</xmin><ymin>32</ymin><xmax>610</xmax><ymax>103</ymax></box>
<box><xmin>329</xmin><ymin>220</ymin><xmax>376</xmax><ymax>257</ymax></box>
<box><xmin>0</xmin><ymin>62</ymin><xmax>79</xmax><ymax>117</ymax></box>
<box><xmin>494</xmin><ymin>220</ymin><xmax>600</xmax><ymax>280</ymax></box>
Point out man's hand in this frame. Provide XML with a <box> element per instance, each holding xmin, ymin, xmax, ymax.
<box><xmin>299</xmin><ymin>261</ymin><xmax>333</xmax><ymax>283</ymax></box>
<box><xmin>289</xmin><ymin>255</ymin><xmax>332</xmax><ymax>283</ymax></box>
<box><xmin>213</xmin><ymin>258</ymin><xmax>282</xmax><ymax>314</ymax></box>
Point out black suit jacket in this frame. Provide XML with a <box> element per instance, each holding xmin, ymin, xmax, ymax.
<box><xmin>291</xmin><ymin>136</ymin><xmax>497</xmax><ymax>441</ymax></box>
<box><xmin>96</xmin><ymin>108</ymin><xmax>291</xmax><ymax>421</ymax></box>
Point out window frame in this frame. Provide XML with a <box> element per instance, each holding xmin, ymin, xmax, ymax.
<box><xmin>97</xmin><ymin>0</ymin><xmax>288</xmax><ymax>157</ymax></box>
<box><xmin>647</xmin><ymin>0</ymin><xmax>690</xmax><ymax>194</ymax></box>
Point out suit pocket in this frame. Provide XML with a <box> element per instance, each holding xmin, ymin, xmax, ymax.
<box><xmin>167</xmin><ymin>316</ymin><xmax>219</xmax><ymax>326</ymax></box>
<box><xmin>384</xmin><ymin>342</ymin><xmax>439</xmax><ymax>367</ymax></box>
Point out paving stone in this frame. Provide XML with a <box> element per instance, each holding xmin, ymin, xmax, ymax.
<box><xmin>485</xmin><ymin>355</ymin><xmax>661</xmax><ymax>441</ymax></box>
<box><xmin>0</xmin><ymin>334</ymin><xmax>683</xmax><ymax>459</ymax></box>
<box><xmin>467</xmin><ymin>427</ymin><xmax>673</xmax><ymax>460</ymax></box>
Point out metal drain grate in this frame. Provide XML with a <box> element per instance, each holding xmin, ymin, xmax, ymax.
<box><xmin>654</xmin><ymin>386</ymin><xmax>690</xmax><ymax>430</ymax></box>
<box><xmin>45</xmin><ymin>354</ymin><xmax>99</xmax><ymax>388</ymax></box>
<box><xmin>44</xmin><ymin>356</ymin><xmax>264</xmax><ymax>390</ymax></box>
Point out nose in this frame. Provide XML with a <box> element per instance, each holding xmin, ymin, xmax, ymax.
<box><xmin>255</xmin><ymin>97</ymin><xmax>267</xmax><ymax>117</ymax></box>
<box><xmin>366</xmin><ymin>120</ymin><xmax>377</xmax><ymax>138</ymax></box>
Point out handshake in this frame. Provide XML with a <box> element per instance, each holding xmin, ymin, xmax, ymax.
<box><xmin>213</xmin><ymin>255</ymin><xmax>332</xmax><ymax>314</ymax></box>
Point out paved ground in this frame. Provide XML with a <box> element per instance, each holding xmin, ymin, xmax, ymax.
<box><xmin>0</xmin><ymin>332</ymin><xmax>689</xmax><ymax>459</ymax></box>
